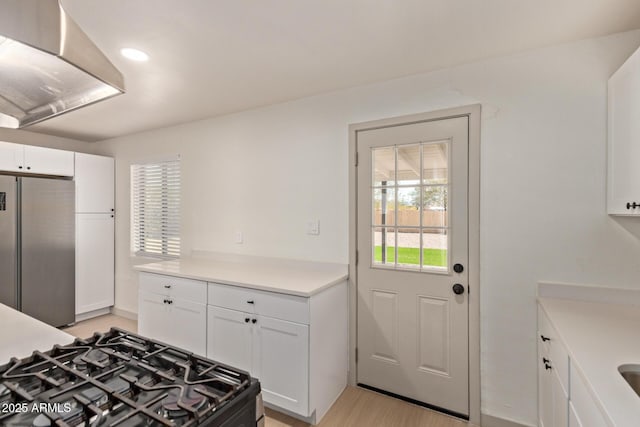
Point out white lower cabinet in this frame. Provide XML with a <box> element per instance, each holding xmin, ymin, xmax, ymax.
<box><xmin>538</xmin><ymin>305</ymin><xmax>608</xmax><ymax>427</ymax></box>
<box><xmin>207</xmin><ymin>281</ymin><xmax>347</xmax><ymax>424</ymax></box>
<box><xmin>138</xmin><ymin>273</ymin><xmax>207</xmax><ymax>356</ymax></box>
<box><xmin>139</xmin><ymin>272</ymin><xmax>347</xmax><ymax>425</ymax></box>
<box><xmin>208</xmin><ymin>305</ymin><xmax>309</xmax><ymax>415</ymax></box>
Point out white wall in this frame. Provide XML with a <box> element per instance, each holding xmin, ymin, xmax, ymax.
<box><xmin>0</xmin><ymin>128</ymin><xmax>100</xmax><ymax>154</ymax></box>
<box><xmin>97</xmin><ymin>30</ymin><xmax>640</xmax><ymax>425</ymax></box>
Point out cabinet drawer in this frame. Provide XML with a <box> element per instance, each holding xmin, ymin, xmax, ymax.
<box><xmin>139</xmin><ymin>272</ymin><xmax>206</xmax><ymax>302</ymax></box>
<box><xmin>208</xmin><ymin>283</ymin><xmax>309</xmax><ymax>324</ymax></box>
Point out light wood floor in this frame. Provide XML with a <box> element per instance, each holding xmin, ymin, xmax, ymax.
<box><xmin>62</xmin><ymin>315</ymin><xmax>474</xmax><ymax>427</ymax></box>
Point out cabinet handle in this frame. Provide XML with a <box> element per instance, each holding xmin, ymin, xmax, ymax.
<box><xmin>247</xmin><ymin>300</ymin><xmax>254</xmax><ymax>304</ymax></box>
<box><xmin>251</xmin><ymin>318</ymin><xmax>257</xmax><ymax>324</ymax></box>
<box><xmin>542</xmin><ymin>357</ymin><xmax>550</xmax><ymax>364</ymax></box>
<box><xmin>26</xmin><ymin>166</ymin><xmax>30</xmax><ymax>170</ymax></box>
<box><xmin>245</xmin><ymin>317</ymin><xmax>250</xmax><ymax>323</ymax></box>
<box><xmin>18</xmin><ymin>166</ymin><xmax>22</xmax><ymax>169</ymax></box>
<box><xmin>540</xmin><ymin>335</ymin><xmax>550</xmax><ymax>342</ymax></box>
<box><xmin>163</xmin><ymin>299</ymin><xmax>168</xmax><ymax>304</ymax></box>
<box><xmin>164</xmin><ymin>285</ymin><xmax>171</xmax><ymax>289</ymax></box>
<box><xmin>166</xmin><ymin>299</ymin><xmax>173</xmax><ymax>305</ymax></box>
<box><xmin>545</xmin><ymin>363</ymin><xmax>552</xmax><ymax>371</ymax></box>
<box><xmin>627</xmin><ymin>202</ymin><xmax>640</xmax><ymax>209</ymax></box>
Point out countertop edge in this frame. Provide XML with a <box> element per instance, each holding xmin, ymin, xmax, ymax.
<box><xmin>134</xmin><ymin>265</ymin><xmax>349</xmax><ymax>297</ymax></box>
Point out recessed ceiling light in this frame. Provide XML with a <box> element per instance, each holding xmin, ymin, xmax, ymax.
<box><xmin>120</xmin><ymin>48</ymin><xmax>149</xmax><ymax>62</ymax></box>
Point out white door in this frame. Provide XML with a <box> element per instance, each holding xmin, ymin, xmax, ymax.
<box><xmin>357</xmin><ymin>116</ymin><xmax>469</xmax><ymax>416</ymax></box>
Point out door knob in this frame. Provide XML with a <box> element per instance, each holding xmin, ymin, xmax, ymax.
<box><xmin>453</xmin><ymin>263</ymin><xmax>464</xmax><ymax>273</ymax></box>
<box><xmin>452</xmin><ymin>284</ymin><xmax>465</xmax><ymax>295</ymax></box>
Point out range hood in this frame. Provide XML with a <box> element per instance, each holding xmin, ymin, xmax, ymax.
<box><xmin>0</xmin><ymin>0</ymin><xmax>125</xmax><ymax>129</ymax></box>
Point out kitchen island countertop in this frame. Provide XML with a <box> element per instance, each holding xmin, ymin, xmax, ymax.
<box><xmin>134</xmin><ymin>255</ymin><xmax>348</xmax><ymax>297</ymax></box>
<box><xmin>0</xmin><ymin>303</ymin><xmax>75</xmax><ymax>365</ymax></box>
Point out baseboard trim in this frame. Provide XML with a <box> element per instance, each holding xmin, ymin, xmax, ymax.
<box><xmin>481</xmin><ymin>413</ymin><xmax>534</xmax><ymax>427</ymax></box>
<box><xmin>75</xmin><ymin>307</ymin><xmax>111</xmax><ymax>323</ymax></box>
<box><xmin>110</xmin><ymin>307</ymin><xmax>138</xmax><ymax>321</ymax></box>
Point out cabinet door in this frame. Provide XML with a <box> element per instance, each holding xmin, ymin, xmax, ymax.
<box><xmin>608</xmin><ymin>46</ymin><xmax>640</xmax><ymax>215</ymax></box>
<box><xmin>24</xmin><ymin>145</ymin><xmax>74</xmax><ymax>176</ymax></box>
<box><xmin>0</xmin><ymin>141</ymin><xmax>24</xmax><ymax>173</ymax></box>
<box><xmin>538</xmin><ymin>356</ymin><xmax>553</xmax><ymax>427</ymax></box>
<box><xmin>207</xmin><ymin>306</ymin><xmax>253</xmax><ymax>373</ymax></box>
<box><xmin>75</xmin><ymin>153</ymin><xmax>114</xmax><ymax>213</ymax></box>
<box><xmin>76</xmin><ymin>214</ymin><xmax>114</xmax><ymax>315</ymax></box>
<box><xmin>254</xmin><ymin>315</ymin><xmax>309</xmax><ymax>416</ymax></box>
<box><xmin>138</xmin><ymin>291</ymin><xmax>171</xmax><ymax>344</ymax></box>
<box><xmin>552</xmin><ymin>369</ymin><xmax>568</xmax><ymax>427</ymax></box>
<box><xmin>167</xmin><ymin>298</ymin><xmax>207</xmax><ymax>356</ymax></box>
<box><xmin>569</xmin><ymin>402</ymin><xmax>583</xmax><ymax>427</ymax></box>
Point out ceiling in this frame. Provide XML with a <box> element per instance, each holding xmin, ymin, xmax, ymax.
<box><xmin>22</xmin><ymin>0</ymin><xmax>640</xmax><ymax>142</ymax></box>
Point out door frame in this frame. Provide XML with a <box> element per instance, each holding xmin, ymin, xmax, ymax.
<box><xmin>348</xmin><ymin>104</ymin><xmax>481</xmax><ymax>424</ymax></box>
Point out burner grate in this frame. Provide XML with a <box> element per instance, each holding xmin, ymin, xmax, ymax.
<box><xmin>0</xmin><ymin>328</ymin><xmax>253</xmax><ymax>427</ymax></box>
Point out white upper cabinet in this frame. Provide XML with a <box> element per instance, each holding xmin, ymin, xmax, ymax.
<box><xmin>75</xmin><ymin>153</ymin><xmax>114</xmax><ymax>213</ymax></box>
<box><xmin>608</xmin><ymin>45</ymin><xmax>640</xmax><ymax>215</ymax></box>
<box><xmin>0</xmin><ymin>142</ymin><xmax>74</xmax><ymax>176</ymax></box>
<box><xmin>0</xmin><ymin>141</ymin><xmax>74</xmax><ymax>176</ymax></box>
<box><xmin>23</xmin><ymin>145</ymin><xmax>75</xmax><ymax>176</ymax></box>
<box><xmin>0</xmin><ymin>141</ymin><xmax>24</xmax><ymax>173</ymax></box>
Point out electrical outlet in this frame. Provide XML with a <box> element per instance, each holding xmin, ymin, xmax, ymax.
<box><xmin>306</xmin><ymin>220</ymin><xmax>320</xmax><ymax>235</ymax></box>
<box><xmin>234</xmin><ymin>231</ymin><xmax>243</xmax><ymax>244</ymax></box>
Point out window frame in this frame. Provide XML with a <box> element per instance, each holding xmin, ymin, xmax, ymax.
<box><xmin>131</xmin><ymin>158</ymin><xmax>181</xmax><ymax>259</ymax></box>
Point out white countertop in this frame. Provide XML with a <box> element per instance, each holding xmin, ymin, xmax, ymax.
<box><xmin>0</xmin><ymin>303</ymin><xmax>75</xmax><ymax>366</ymax></box>
<box><xmin>539</xmin><ymin>297</ymin><xmax>640</xmax><ymax>426</ymax></box>
<box><xmin>134</xmin><ymin>256</ymin><xmax>349</xmax><ymax>297</ymax></box>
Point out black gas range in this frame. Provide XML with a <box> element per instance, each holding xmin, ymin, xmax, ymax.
<box><xmin>0</xmin><ymin>328</ymin><xmax>264</xmax><ymax>427</ymax></box>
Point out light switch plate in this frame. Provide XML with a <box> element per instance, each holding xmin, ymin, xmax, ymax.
<box><xmin>234</xmin><ymin>231</ymin><xmax>243</xmax><ymax>244</ymax></box>
<box><xmin>306</xmin><ymin>220</ymin><xmax>320</xmax><ymax>235</ymax></box>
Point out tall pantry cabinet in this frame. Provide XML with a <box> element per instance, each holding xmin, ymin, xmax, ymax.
<box><xmin>75</xmin><ymin>153</ymin><xmax>115</xmax><ymax>318</ymax></box>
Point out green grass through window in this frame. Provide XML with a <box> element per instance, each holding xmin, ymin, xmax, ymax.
<box><xmin>374</xmin><ymin>246</ymin><xmax>447</xmax><ymax>267</ymax></box>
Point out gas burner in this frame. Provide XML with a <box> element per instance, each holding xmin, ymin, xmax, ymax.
<box><xmin>72</xmin><ymin>349</ymin><xmax>109</xmax><ymax>368</ymax></box>
<box><xmin>0</xmin><ymin>328</ymin><xmax>262</xmax><ymax>427</ymax></box>
<box><xmin>160</xmin><ymin>386</ymin><xmax>207</xmax><ymax>419</ymax></box>
<box><xmin>31</xmin><ymin>406</ymin><xmax>83</xmax><ymax>427</ymax></box>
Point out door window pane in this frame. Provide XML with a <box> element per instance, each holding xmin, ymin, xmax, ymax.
<box><xmin>397</xmin><ymin>144</ymin><xmax>420</xmax><ymax>185</ymax></box>
<box><xmin>423</xmin><ymin>142</ymin><xmax>448</xmax><ymax>184</ymax></box>
<box><xmin>373</xmin><ymin>147</ymin><xmax>395</xmax><ymax>187</ymax></box>
<box><xmin>373</xmin><ymin>227</ymin><xmax>396</xmax><ymax>266</ymax></box>
<box><xmin>396</xmin><ymin>186</ymin><xmax>420</xmax><ymax>227</ymax></box>
<box><xmin>373</xmin><ymin>188</ymin><xmax>396</xmax><ymax>226</ymax></box>
<box><xmin>422</xmin><ymin>186</ymin><xmax>448</xmax><ymax>227</ymax></box>
<box><xmin>422</xmin><ymin>229</ymin><xmax>448</xmax><ymax>270</ymax></box>
<box><xmin>396</xmin><ymin>229</ymin><xmax>421</xmax><ymax>269</ymax></box>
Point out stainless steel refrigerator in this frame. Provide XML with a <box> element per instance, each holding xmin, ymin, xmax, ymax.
<box><xmin>0</xmin><ymin>175</ymin><xmax>75</xmax><ymax>327</ymax></box>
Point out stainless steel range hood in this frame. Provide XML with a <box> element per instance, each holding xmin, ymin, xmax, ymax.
<box><xmin>0</xmin><ymin>0</ymin><xmax>125</xmax><ymax>128</ymax></box>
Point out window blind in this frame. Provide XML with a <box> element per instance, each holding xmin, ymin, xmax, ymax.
<box><xmin>131</xmin><ymin>159</ymin><xmax>181</xmax><ymax>258</ymax></box>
